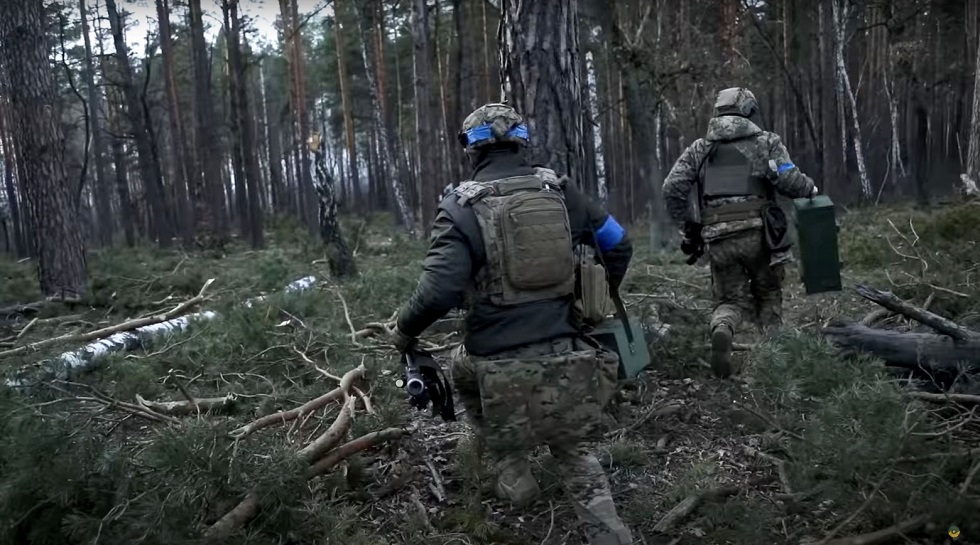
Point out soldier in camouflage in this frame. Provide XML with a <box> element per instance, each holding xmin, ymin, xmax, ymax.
<box><xmin>662</xmin><ymin>87</ymin><xmax>818</xmax><ymax>378</ymax></box>
<box><xmin>390</xmin><ymin>103</ymin><xmax>634</xmax><ymax>545</ymax></box>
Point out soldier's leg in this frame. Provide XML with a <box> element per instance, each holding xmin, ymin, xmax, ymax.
<box><xmin>537</xmin><ymin>345</ymin><xmax>632</xmax><ymax>545</ymax></box>
<box><xmin>754</xmin><ymin>264</ymin><xmax>785</xmax><ymax>333</ymax></box>
<box><xmin>550</xmin><ymin>443</ymin><xmax>633</xmax><ymax>545</ymax></box>
<box><xmin>449</xmin><ymin>345</ymin><xmax>486</xmax><ymax>453</ymax></box>
<box><xmin>474</xmin><ymin>357</ymin><xmax>541</xmax><ymax>506</ymax></box>
<box><xmin>747</xmin><ymin>237</ymin><xmax>786</xmax><ymax>333</ymax></box>
<box><xmin>707</xmin><ymin>236</ymin><xmax>752</xmax><ymax>377</ymax></box>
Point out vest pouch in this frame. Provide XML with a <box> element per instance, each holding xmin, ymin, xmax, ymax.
<box><xmin>762</xmin><ymin>203</ymin><xmax>791</xmax><ymax>253</ymax></box>
<box><xmin>499</xmin><ymin>191</ymin><xmax>575</xmax><ymax>291</ymax></box>
<box><xmin>574</xmin><ymin>244</ymin><xmax>614</xmax><ymax>326</ymax></box>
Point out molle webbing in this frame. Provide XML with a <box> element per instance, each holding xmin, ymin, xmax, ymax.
<box><xmin>701</xmin><ymin>199</ymin><xmax>766</xmax><ymax>225</ymax></box>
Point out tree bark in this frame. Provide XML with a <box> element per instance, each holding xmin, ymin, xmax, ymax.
<box><xmin>499</xmin><ymin>0</ymin><xmax>585</xmax><ymax>185</ymax></box>
<box><xmin>352</xmin><ymin>0</ymin><xmax>416</xmax><ymax>236</ymax></box>
<box><xmin>311</xmin><ymin>119</ymin><xmax>356</xmax><ymax>279</ymax></box>
<box><xmin>79</xmin><ymin>0</ymin><xmax>113</xmax><ymax>247</ymax></box>
<box><xmin>413</xmin><ymin>0</ymin><xmax>440</xmax><ymax>229</ymax></box>
<box><xmin>259</xmin><ymin>60</ymin><xmax>286</xmax><ymax>213</ymax></box>
<box><xmin>823</xmin><ymin>321</ymin><xmax>980</xmax><ymax>373</ymax></box>
<box><xmin>0</xmin><ymin>99</ymin><xmax>26</xmax><ymax>257</ymax></box>
<box><xmin>818</xmin><ymin>0</ymin><xmax>844</xmax><ymax>196</ymax></box>
<box><xmin>0</xmin><ymin>0</ymin><xmax>88</xmax><ymax>298</ymax></box>
<box><xmin>288</xmin><ymin>0</ymin><xmax>317</xmax><ymax>233</ymax></box>
<box><xmin>333</xmin><ymin>9</ymin><xmax>362</xmax><ymax>214</ymax></box>
<box><xmin>105</xmin><ymin>0</ymin><xmax>173</xmax><ymax>247</ymax></box>
<box><xmin>830</xmin><ymin>0</ymin><xmax>871</xmax><ymax>201</ymax></box>
<box><xmin>188</xmin><ymin>0</ymin><xmax>230</xmax><ymax>242</ymax></box>
<box><xmin>155</xmin><ymin>0</ymin><xmax>194</xmax><ymax>245</ymax></box>
<box><xmin>222</xmin><ymin>0</ymin><xmax>264</xmax><ymax>248</ymax></box>
<box><xmin>964</xmin><ymin>8</ymin><xmax>980</xmax><ymax>194</ymax></box>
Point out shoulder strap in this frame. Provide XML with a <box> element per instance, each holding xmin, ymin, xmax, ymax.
<box><xmin>695</xmin><ymin>141</ymin><xmax>719</xmax><ymax>210</ymax></box>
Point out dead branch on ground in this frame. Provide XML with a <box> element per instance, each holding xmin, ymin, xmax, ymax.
<box><xmin>908</xmin><ymin>391</ymin><xmax>980</xmax><ymax>405</ymax></box>
<box><xmin>809</xmin><ymin>515</ymin><xmax>929</xmax><ymax>545</ymax></box>
<box><xmin>228</xmin><ymin>363</ymin><xmax>365</xmax><ymax>439</ymax></box>
<box><xmin>135</xmin><ymin>393</ymin><xmax>238</xmax><ymax>417</ymax></box>
<box><xmin>48</xmin><ymin>382</ymin><xmax>181</xmax><ymax>425</ymax></box>
<box><xmin>204</xmin><ymin>427</ymin><xmax>408</xmax><ymax>542</ymax></box>
<box><xmin>0</xmin><ymin>279</ymin><xmax>215</xmax><ymax>359</ymax></box>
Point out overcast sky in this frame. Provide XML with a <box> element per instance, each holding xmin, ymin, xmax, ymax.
<box><xmin>112</xmin><ymin>0</ymin><xmax>332</xmax><ymax>52</ymax></box>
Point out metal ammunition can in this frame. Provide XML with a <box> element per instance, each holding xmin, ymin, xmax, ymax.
<box><xmin>792</xmin><ymin>195</ymin><xmax>842</xmax><ymax>294</ymax></box>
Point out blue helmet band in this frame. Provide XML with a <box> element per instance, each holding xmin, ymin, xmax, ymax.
<box><xmin>464</xmin><ymin>122</ymin><xmax>529</xmax><ymax>146</ymax></box>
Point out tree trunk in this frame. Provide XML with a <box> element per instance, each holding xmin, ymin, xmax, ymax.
<box><xmin>585</xmin><ymin>44</ymin><xmax>606</xmax><ymax>202</ymax></box>
<box><xmin>311</xmin><ymin>118</ymin><xmax>356</xmax><ymax>279</ymax></box>
<box><xmin>100</xmin><ymin>55</ymin><xmax>137</xmax><ymax>247</ymax></box>
<box><xmin>260</xmin><ymin>61</ymin><xmax>286</xmax><ymax>213</ymax></box>
<box><xmin>288</xmin><ymin>0</ymin><xmax>317</xmax><ymax>233</ymax></box>
<box><xmin>188</xmin><ymin>0</ymin><xmax>229</xmax><ymax>242</ymax></box>
<box><xmin>830</xmin><ymin>0</ymin><xmax>871</xmax><ymax>201</ymax></box>
<box><xmin>0</xmin><ymin>100</ymin><xmax>26</xmax><ymax>257</ymax></box>
<box><xmin>499</xmin><ymin>0</ymin><xmax>585</xmax><ymax>184</ymax></box>
<box><xmin>105</xmin><ymin>0</ymin><xmax>173</xmax><ymax>247</ymax></box>
<box><xmin>155</xmin><ymin>0</ymin><xmax>193</xmax><ymax>245</ymax></box>
<box><xmin>222</xmin><ymin>0</ymin><xmax>264</xmax><ymax>248</ymax></box>
<box><xmin>352</xmin><ymin>0</ymin><xmax>416</xmax><ymax>236</ymax></box>
<box><xmin>79</xmin><ymin>0</ymin><xmax>113</xmax><ymax>247</ymax></box>
<box><xmin>333</xmin><ymin>9</ymin><xmax>362</xmax><ymax>213</ymax></box>
<box><xmin>0</xmin><ymin>0</ymin><xmax>88</xmax><ymax>298</ymax></box>
<box><xmin>964</xmin><ymin>11</ymin><xmax>980</xmax><ymax>193</ymax></box>
<box><xmin>818</xmin><ymin>0</ymin><xmax>844</xmax><ymax>196</ymax></box>
<box><xmin>413</xmin><ymin>0</ymin><xmax>440</xmax><ymax>229</ymax></box>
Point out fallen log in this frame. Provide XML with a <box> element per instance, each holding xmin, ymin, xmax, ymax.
<box><xmin>6</xmin><ymin>275</ymin><xmax>318</xmax><ymax>390</ymax></box>
<box><xmin>0</xmin><ymin>278</ymin><xmax>214</xmax><ymax>360</ymax></box>
<box><xmin>822</xmin><ymin>320</ymin><xmax>980</xmax><ymax>372</ymax></box>
<box><xmin>854</xmin><ymin>284</ymin><xmax>980</xmax><ymax>341</ymax></box>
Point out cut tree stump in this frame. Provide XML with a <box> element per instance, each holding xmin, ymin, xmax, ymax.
<box><xmin>823</xmin><ymin>320</ymin><xmax>980</xmax><ymax>371</ymax></box>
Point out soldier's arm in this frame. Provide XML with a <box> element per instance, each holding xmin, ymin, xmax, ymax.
<box><xmin>767</xmin><ymin>134</ymin><xmax>817</xmax><ymax>198</ymax></box>
<box><xmin>564</xmin><ymin>182</ymin><xmax>632</xmax><ymax>291</ymax></box>
<box><xmin>395</xmin><ymin>208</ymin><xmax>473</xmax><ymax>338</ymax></box>
<box><xmin>663</xmin><ymin>139</ymin><xmax>709</xmax><ymax>227</ymax></box>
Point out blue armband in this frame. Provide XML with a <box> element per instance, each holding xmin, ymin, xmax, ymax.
<box><xmin>776</xmin><ymin>162</ymin><xmax>796</xmax><ymax>174</ymax></box>
<box><xmin>595</xmin><ymin>215</ymin><xmax>625</xmax><ymax>252</ymax></box>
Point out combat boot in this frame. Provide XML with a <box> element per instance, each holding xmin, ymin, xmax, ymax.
<box><xmin>494</xmin><ymin>455</ymin><xmax>541</xmax><ymax>507</ymax></box>
<box><xmin>710</xmin><ymin>324</ymin><xmax>734</xmax><ymax>378</ymax></box>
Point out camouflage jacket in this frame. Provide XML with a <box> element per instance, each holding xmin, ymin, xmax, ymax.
<box><xmin>662</xmin><ymin>115</ymin><xmax>816</xmax><ymax>241</ymax></box>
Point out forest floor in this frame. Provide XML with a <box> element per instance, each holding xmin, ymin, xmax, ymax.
<box><xmin>1</xmin><ymin>201</ymin><xmax>979</xmax><ymax>545</ymax></box>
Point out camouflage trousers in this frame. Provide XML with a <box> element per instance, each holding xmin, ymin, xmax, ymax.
<box><xmin>706</xmin><ymin>228</ymin><xmax>784</xmax><ymax>335</ymax></box>
<box><xmin>451</xmin><ymin>337</ymin><xmax>633</xmax><ymax>545</ymax></box>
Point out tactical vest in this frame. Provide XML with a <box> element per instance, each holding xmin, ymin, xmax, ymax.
<box><xmin>454</xmin><ymin>174</ymin><xmax>575</xmax><ymax>306</ymax></box>
<box><xmin>699</xmin><ymin>140</ymin><xmax>771</xmax><ymax>224</ymax></box>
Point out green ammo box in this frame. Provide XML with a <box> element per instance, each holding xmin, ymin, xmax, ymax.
<box><xmin>589</xmin><ymin>316</ymin><xmax>650</xmax><ymax>379</ymax></box>
<box><xmin>792</xmin><ymin>195</ymin><xmax>842</xmax><ymax>294</ymax></box>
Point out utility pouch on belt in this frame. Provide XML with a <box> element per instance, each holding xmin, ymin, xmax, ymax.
<box><xmin>761</xmin><ymin>203</ymin><xmax>791</xmax><ymax>253</ymax></box>
<box><xmin>700</xmin><ymin>199</ymin><xmax>766</xmax><ymax>225</ymax></box>
<box><xmin>574</xmin><ymin>244</ymin><xmax>614</xmax><ymax>327</ymax></box>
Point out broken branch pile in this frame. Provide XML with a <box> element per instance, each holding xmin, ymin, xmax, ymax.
<box><xmin>203</xmin><ymin>363</ymin><xmax>409</xmax><ymax>541</ymax></box>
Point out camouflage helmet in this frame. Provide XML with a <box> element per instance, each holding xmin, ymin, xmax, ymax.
<box><xmin>713</xmin><ymin>87</ymin><xmax>759</xmax><ymax>118</ymax></box>
<box><xmin>457</xmin><ymin>103</ymin><xmax>530</xmax><ymax>150</ymax></box>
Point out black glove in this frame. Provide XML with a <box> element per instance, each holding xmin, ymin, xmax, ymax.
<box><xmin>681</xmin><ymin>221</ymin><xmax>704</xmax><ymax>265</ymax></box>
